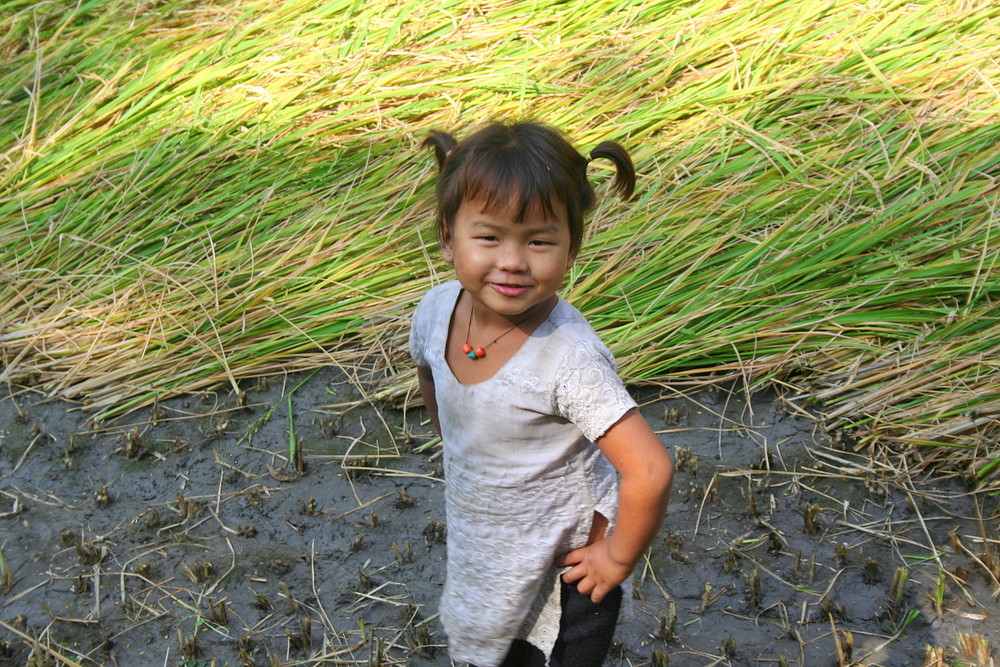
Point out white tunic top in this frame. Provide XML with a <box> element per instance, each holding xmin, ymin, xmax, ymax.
<box><xmin>409</xmin><ymin>281</ymin><xmax>637</xmax><ymax>666</ymax></box>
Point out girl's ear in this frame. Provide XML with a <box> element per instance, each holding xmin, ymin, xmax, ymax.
<box><xmin>440</xmin><ymin>226</ymin><xmax>455</xmax><ymax>263</ymax></box>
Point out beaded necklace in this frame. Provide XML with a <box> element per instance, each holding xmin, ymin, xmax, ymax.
<box><xmin>462</xmin><ymin>304</ymin><xmax>528</xmax><ymax>360</ymax></box>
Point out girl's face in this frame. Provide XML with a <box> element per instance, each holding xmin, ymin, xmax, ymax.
<box><xmin>442</xmin><ymin>196</ymin><xmax>575</xmax><ymax>325</ymax></box>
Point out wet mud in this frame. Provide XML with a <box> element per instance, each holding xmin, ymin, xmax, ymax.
<box><xmin>2</xmin><ymin>367</ymin><xmax>998</xmax><ymax>666</ymax></box>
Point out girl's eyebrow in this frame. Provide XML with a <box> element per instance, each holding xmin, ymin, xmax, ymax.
<box><xmin>470</xmin><ymin>219</ymin><xmax>561</xmax><ymax>234</ymax></box>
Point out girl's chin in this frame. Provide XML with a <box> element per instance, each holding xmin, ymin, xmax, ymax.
<box><xmin>474</xmin><ymin>292</ymin><xmax>557</xmax><ymax>321</ymax></box>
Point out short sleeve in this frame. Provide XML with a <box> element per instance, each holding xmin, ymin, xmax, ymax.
<box><xmin>553</xmin><ymin>340</ymin><xmax>637</xmax><ymax>442</ymax></box>
<box><xmin>408</xmin><ymin>295</ymin><xmax>430</xmax><ymax>367</ymax></box>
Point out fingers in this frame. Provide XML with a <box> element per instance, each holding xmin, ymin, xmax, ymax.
<box><xmin>556</xmin><ymin>547</ymin><xmax>584</xmax><ymax>568</ymax></box>
<box><xmin>560</xmin><ymin>565</ymin><xmax>608</xmax><ymax>603</ymax></box>
<box><xmin>560</xmin><ymin>562</ymin><xmax>584</xmax><ymax>584</ymax></box>
<box><xmin>557</xmin><ymin>543</ymin><xmax>621</xmax><ymax>603</ymax></box>
<box><xmin>565</xmin><ymin>575</ymin><xmax>608</xmax><ymax>604</ymax></box>
<box><xmin>576</xmin><ymin>581</ymin><xmax>608</xmax><ymax>604</ymax></box>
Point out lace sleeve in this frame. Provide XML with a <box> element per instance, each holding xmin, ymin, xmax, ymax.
<box><xmin>553</xmin><ymin>340</ymin><xmax>637</xmax><ymax>442</ymax></box>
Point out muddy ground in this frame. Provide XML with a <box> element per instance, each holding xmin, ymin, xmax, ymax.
<box><xmin>2</xmin><ymin>367</ymin><xmax>998</xmax><ymax>666</ymax></box>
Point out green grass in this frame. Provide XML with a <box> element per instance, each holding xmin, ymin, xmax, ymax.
<box><xmin>1</xmin><ymin>0</ymin><xmax>997</xmax><ymax>483</ymax></box>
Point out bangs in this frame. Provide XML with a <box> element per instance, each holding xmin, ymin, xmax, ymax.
<box><xmin>447</xmin><ymin>146</ymin><xmax>573</xmax><ymax>224</ymax></box>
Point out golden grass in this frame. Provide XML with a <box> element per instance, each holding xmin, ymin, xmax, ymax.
<box><xmin>1</xmin><ymin>0</ymin><xmax>997</xmax><ymax>483</ymax></box>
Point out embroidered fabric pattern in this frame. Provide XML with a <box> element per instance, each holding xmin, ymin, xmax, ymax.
<box><xmin>553</xmin><ymin>340</ymin><xmax>636</xmax><ymax>443</ymax></box>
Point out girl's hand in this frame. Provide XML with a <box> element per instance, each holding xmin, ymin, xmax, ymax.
<box><xmin>558</xmin><ymin>538</ymin><xmax>632</xmax><ymax>603</ymax></box>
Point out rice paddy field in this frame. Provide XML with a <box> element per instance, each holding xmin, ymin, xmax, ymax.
<box><xmin>1</xmin><ymin>0</ymin><xmax>999</xmax><ymax>665</ymax></box>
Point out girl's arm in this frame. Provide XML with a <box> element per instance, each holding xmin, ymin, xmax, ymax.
<box><xmin>558</xmin><ymin>408</ymin><xmax>673</xmax><ymax>603</ymax></box>
<box><xmin>417</xmin><ymin>365</ymin><xmax>442</xmax><ymax>434</ymax></box>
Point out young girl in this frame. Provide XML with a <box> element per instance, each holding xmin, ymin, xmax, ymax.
<box><xmin>410</xmin><ymin>121</ymin><xmax>673</xmax><ymax>667</ymax></box>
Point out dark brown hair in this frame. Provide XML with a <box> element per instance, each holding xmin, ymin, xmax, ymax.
<box><xmin>425</xmin><ymin>121</ymin><xmax>635</xmax><ymax>257</ymax></box>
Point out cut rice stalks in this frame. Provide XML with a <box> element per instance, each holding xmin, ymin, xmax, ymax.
<box><xmin>1</xmin><ymin>0</ymin><xmax>998</xmax><ymax>486</ymax></box>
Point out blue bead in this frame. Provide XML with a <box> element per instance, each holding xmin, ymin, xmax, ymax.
<box><xmin>467</xmin><ymin>350</ymin><xmax>478</xmax><ymax>359</ymax></box>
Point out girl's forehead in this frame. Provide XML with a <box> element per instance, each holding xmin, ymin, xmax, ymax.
<box><xmin>460</xmin><ymin>194</ymin><xmax>568</xmax><ymax>223</ymax></box>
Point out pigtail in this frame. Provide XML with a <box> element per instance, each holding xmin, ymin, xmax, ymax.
<box><xmin>425</xmin><ymin>130</ymin><xmax>457</xmax><ymax>171</ymax></box>
<box><xmin>589</xmin><ymin>141</ymin><xmax>636</xmax><ymax>200</ymax></box>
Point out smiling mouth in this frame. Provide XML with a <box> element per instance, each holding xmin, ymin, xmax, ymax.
<box><xmin>490</xmin><ymin>283</ymin><xmax>531</xmax><ymax>297</ymax></box>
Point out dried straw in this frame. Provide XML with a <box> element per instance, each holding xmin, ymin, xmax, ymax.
<box><xmin>1</xmin><ymin>0</ymin><xmax>997</xmax><ymax>483</ymax></box>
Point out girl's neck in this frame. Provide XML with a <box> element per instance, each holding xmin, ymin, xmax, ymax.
<box><xmin>446</xmin><ymin>289</ymin><xmax>558</xmax><ymax>385</ymax></box>
<box><xmin>468</xmin><ymin>293</ymin><xmax>558</xmax><ymax>333</ymax></box>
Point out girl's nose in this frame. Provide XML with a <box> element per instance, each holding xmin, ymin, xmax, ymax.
<box><xmin>496</xmin><ymin>245</ymin><xmax>528</xmax><ymax>272</ymax></box>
